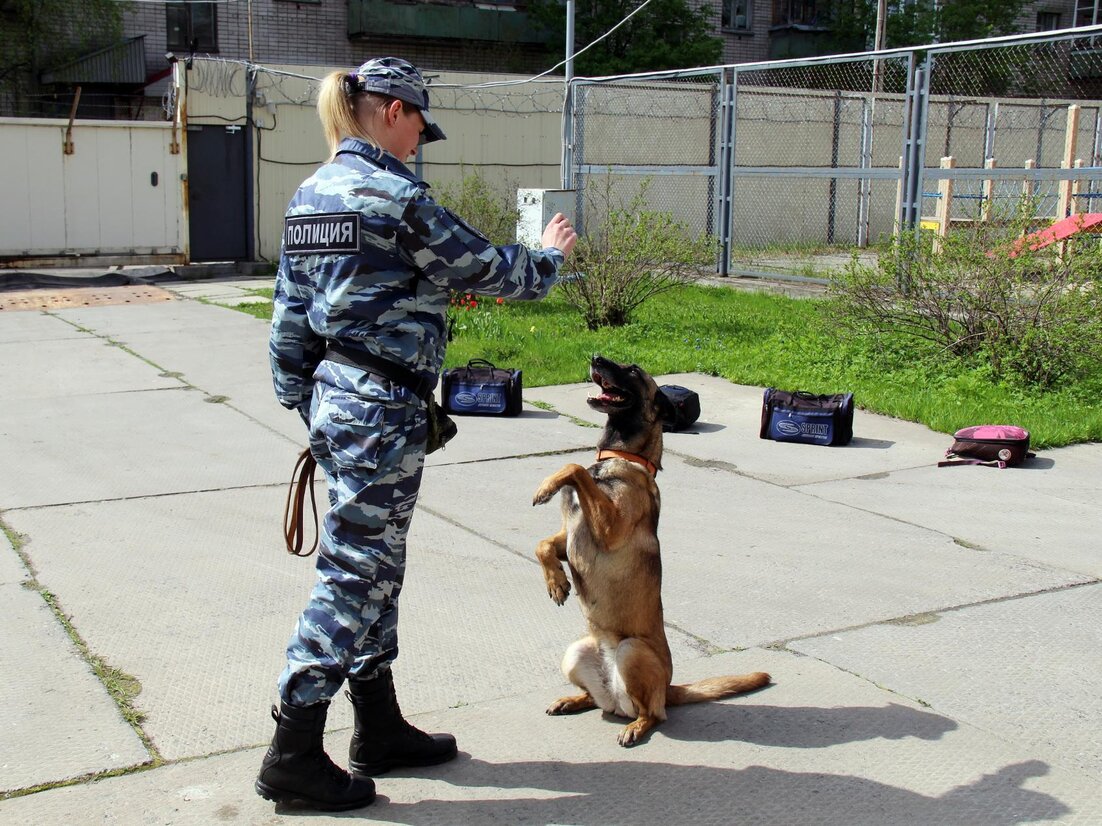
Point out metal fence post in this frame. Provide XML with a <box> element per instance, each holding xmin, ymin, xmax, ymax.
<box><xmin>717</xmin><ymin>69</ymin><xmax>735</xmax><ymax>275</ymax></box>
<box><xmin>828</xmin><ymin>90</ymin><xmax>842</xmax><ymax>244</ymax></box>
<box><xmin>560</xmin><ymin>80</ymin><xmax>573</xmax><ymax>191</ymax></box>
<box><xmin>571</xmin><ymin>83</ymin><xmax>586</xmax><ymax>234</ymax></box>
<box><xmin>723</xmin><ymin>69</ymin><xmax>740</xmax><ymax>277</ymax></box>
<box><xmin>857</xmin><ymin>94</ymin><xmax>873</xmax><ymax>247</ymax></box>
<box><xmin>899</xmin><ymin>54</ymin><xmax>929</xmax><ymax>238</ymax></box>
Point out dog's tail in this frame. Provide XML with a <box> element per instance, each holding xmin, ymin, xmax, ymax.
<box><xmin>666</xmin><ymin>672</ymin><xmax>771</xmax><ymax>706</ymax></box>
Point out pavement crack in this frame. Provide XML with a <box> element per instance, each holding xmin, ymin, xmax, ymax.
<box><xmin>431</xmin><ymin>445</ymin><xmax>593</xmax><ymax>469</ymax></box>
<box><xmin>766</xmin><ymin>579</ymin><xmax>1101</xmax><ymax>649</ymax></box>
<box><xmin>0</xmin><ymin>515</ymin><xmax>162</xmax><ymax>770</ymax></box>
<box><xmin>3</xmin><ymin>481</ymin><xmax>292</xmax><ymax>513</ymax></box>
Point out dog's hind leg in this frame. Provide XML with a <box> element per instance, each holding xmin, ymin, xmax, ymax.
<box><xmin>547</xmin><ymin>636</ymin><xmax>609</xmax><ymax>715</ymax></box>
<box><xmin>535</xmin><ymin>528</ymin><xmax>571</xmax><ymax>605</ymax></box>
<box><xmin>614</xmin><ymin>638</ymin><xmax>670</xmax><ymax>747</ymax></box>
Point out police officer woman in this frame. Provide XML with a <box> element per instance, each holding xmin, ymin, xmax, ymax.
<box><xmin>256</xmin><ymin>57</ymin><xmax>576</xmax><ymax>811</ymax></box>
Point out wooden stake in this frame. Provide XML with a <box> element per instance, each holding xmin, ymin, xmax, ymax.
<box><xmin>981</xmin><ymin>157</ymin><xmax>996</xmax><ymax>223</ymax></box>
<box><xmin>933</xmin><ymin>156</ymin><xmax>955</xmax><ymax>253</ymax></box>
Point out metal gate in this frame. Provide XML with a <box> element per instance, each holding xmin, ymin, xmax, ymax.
<box><xmin>565</xmin><ymin>26</ymin><xmax>1102</xmax><ymax>280</ymax></box>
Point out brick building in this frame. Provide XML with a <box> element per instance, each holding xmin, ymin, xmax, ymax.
<box><xmin>9</xmin><ymin>0</ymin><xmax>1097</xmax><ymax>120</ymax></box>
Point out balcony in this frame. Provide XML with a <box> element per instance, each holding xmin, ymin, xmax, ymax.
<box><xmin>348</xmin><ymin>0</ymin><xmax>551</xmax><ymax>45</ymax></box>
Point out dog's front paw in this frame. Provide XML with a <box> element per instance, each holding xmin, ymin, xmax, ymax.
<box><xmin>546</xmin><ymin>570</ymin><xmax>571</xmax><ymax>605</ymax></box>
<box><xmin>532</xmin><ymin>481</ymin><xmax>559</xmax><ymax>506</ymax></box>
<box><xmin>618</xmin><ymin>721</ymin><xmax>647</xmax><ymax>747</ymax></box>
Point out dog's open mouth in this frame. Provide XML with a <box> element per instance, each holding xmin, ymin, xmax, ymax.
<box><xmin>587</xmin><ymin>368</ymin><xmax>633</xmax><ymax>409</ymax></box>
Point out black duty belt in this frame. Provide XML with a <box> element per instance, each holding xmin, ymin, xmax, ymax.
<box><xmin>323</xmin><ymin>341</ymin><xmax>434</xmax><ymax>404</ymax></box>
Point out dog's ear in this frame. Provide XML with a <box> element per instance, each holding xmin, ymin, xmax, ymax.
<box><xmin>653</xmin><ymin>386</ymin><xmax>675</xmax><ymax>424</ymax></box>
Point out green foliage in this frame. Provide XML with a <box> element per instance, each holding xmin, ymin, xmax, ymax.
<box><xmin>825</xmin><ymin>0</ymin><xmax>1026</xmax><ymax>51</ymax></box>
<box><xmin>432</xmin><ymin>169</ymin><xmax>519</xmax><ymax>247</ymax></box>
<box><xmin>528</xmin><ymin>0</ymin><xmax>721</xmax><ymax>75</ymax></box>
<box><xmin>560</xmin><ymin>179</ymin><xmax>716</xmax><ymax>329</ymax></box>
<box><xmin>830</xmin><ymin>205</ymin><xmax>1102</xmax><ymax>391</ymax></box>
<box><xmin>0</xmin><ymin>0</ymin><xmax>127</xmax><ymax>114</ymax></box>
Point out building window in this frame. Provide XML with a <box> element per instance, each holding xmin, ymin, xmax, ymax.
<box><xmin>1074</xmin><ymin>0</ymin><xmax>1100</xmax><ymax>27</ymax></box>
<box><xmin>723</xmin><ymin>0</ymin><xmax>752</xmax><ymax>31</ymax></box>
<box><xmin>167</xmin><ymin>2</ymin><xmax>218</xmax><ymax>53</ymax></box>
<box><xmin>773</xmin><ymin>0</ymin><xmax>820</xmax><ymax>27</ymax></box>
<box><xmin>1036</xmin><ymin>11</ymin><xmax>1061</xmax><ymax>31</ymax></box>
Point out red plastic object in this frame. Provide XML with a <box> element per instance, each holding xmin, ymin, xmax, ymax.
<box><xmin>1009</xmin><ymin>212</ymin><xmax>1102</xmax><ymax>257</ymax></box>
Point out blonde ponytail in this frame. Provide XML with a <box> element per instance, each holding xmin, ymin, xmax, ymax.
<box><xmin>317</xmin><ymin>70</ymin><xmax>404</xmax><ymax>160</ymax></box>
<box><xmin>317</xmin><ymin>71</ymin><xmax>364</xmax><ymax>159</ymax></box>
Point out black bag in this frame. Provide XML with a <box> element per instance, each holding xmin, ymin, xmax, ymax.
<box><xmin>441</xmin><ymin>359</ymin><xmax>523</xmax><ymax>416</ymax></box>
<box><xmin>659</xmin><ymin>384</ymin><xmax>700</xmax><ymax>432</ymax></box>
<box><xmin>426</xmin><ymin>397</ymin><xmax>458</xmax><ymax>453</ymax></box>
<box><xmin>760</xmin><ymin>388</ymin><xmax>854</xmax><ymax>446</ymax></box>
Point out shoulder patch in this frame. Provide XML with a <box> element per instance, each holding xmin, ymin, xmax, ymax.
<box><xmin>284</xmin><ymin>212</ymin><xmax>361</xmax><ymax>255</ymax></box>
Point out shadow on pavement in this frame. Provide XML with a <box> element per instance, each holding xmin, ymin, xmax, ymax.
<box><xmin>657</xmin><ymin>701</ymin><xmax>958</xmax><ymax>747</ymax></box>
<box><xmin>354</xmin><ymin>757</ymin><xmax>1065</xmax><ymax>825</ymax></box>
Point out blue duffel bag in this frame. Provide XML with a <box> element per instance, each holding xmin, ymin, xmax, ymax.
<box><xmin>441</xmin><ymin>359</ymin><xmax>523</xmax><ymax>416</ymax></box>
<box><xmin>759</xmin><ymin>388</ymin><xmax>854</xmax><ymax>446</ymax></box>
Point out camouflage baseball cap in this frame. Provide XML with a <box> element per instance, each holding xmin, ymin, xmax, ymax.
<box><xmin>349</xmin><ymin>57</ymin><xmax>446</xmax><ymax>144</ymax></box>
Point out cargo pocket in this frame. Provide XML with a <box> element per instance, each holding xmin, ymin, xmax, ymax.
<box><xmin>313</xmin><ymin>392</ymin><xmax>388</xmax><ymax>471</ymax></box>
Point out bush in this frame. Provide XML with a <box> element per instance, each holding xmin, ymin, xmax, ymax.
<box><xmin>432</xmin><ymin>168</ymin><xmax>518</xmax><ymax>247</ymax></box>
<box><xmin>830</xmin><ymin>205</ymin><xmax>1102</xmax><ymax>389</ymax></box>
<box><xmin>560</xmin><ymin>179</ymin><xmax>716</xmax><ymax>329</ymax></box>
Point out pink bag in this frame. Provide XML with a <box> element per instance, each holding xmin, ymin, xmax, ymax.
<box><xmin>939</xmin><ymin>425</ymin><xmax>1035</xmax><ymax>469</ymax></box>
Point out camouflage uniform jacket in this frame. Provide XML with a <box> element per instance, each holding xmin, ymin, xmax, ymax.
<box><xmin>270</xmin><ymin>137</ymin><xmax>564</xmax><ymax>414</ymax></box>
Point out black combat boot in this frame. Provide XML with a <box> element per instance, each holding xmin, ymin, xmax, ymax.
<box><xmin>347</xmin><ymin>670</ymin><xmax>458</xmax><ymax>776</ymax></box>
<box><xmin>255</xmin><ymin>701</ymin><xmax>376</xmax><ymax>811</ymax></box>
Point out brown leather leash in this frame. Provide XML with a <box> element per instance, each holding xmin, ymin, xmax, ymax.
<box><xmin>283</xmin><ymin>447</ymin><xmax>319</xmax><ymax>557</ymax></box>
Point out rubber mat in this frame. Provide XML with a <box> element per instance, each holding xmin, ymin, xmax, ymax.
<box><xmin>0</xmin><ymin>284</ymin><xmax>177</xmax><ymax>312</ymax></box>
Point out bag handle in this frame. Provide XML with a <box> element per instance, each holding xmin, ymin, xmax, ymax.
<box><xmin>938</xmin><ymin>458</ymin><xmax>1005</xmax><ymax>469</ymax></box>
<box><xmin>284</xmin><ymin>448</ymin><xmax>319</xmax><ymax>556</ymax></box>
<box><xmin>466</xmin><ymin>358</ymin><xmax>498</xmax><ymax>371</ymax></box>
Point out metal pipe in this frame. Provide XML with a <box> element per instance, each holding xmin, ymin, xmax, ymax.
<box><xmin>561</xmin><ymin>0</ymin><xmax>575</xmax><ymax>189</ymax></box>
<box><xmin>63</xmin><ymin>86</ymin><xmax>82</xmax><ymax>155</ymax></box>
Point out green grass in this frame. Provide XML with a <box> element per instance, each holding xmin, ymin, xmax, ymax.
<box><xmin>233</xmin><ymin>284</ymin><xmax>1102</xmax><ymax>448</ymax></box>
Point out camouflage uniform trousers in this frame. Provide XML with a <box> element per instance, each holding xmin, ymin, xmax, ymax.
<box><xmin>278</xmin><ymin>362</ymin><xmax>428</xmax><ymax>707</ymax></box>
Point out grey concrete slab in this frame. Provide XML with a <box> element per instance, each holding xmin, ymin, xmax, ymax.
<box><xmin>1</xmin><ymin>649</ymin><xmax>1099</xmax><ymax>825</ymax></box>
<box><xmin>799</xmin><ymin>453</ymin><xmax>1102</xmax><ymax>577</ymax></box>
<box><xmin>527</xmin><ymin>373</ymin><xmax>954</xmax><ymax>486</ymax></box>
<box><xmin>3</xmin><ymin>489</ymin><xmax>703</xmax><ymax>762</ymax></box>
<box><xmin>0</xmin><ymin>336</ymin><xmax>185</xmax><ymax>401</ymax></box>
<box><xmin>0</xmin><ymin>310</ymin><xmax>85</xmax><ymax>344</ymax></box>
<box><xmin>0</xmin><ymin>388</ymin><xmax>294</xmax><ymax>509</ymax></box>
<box><xmin>0</xmin><ymin>580</ymin><xmax>149</xmax><ymax>793</ymax></box>
<box><xmin>53</xmin><ymin>297</ymin><xmax>262</xmax><ymax>339</ymax></box>
<box><xmin>166</xmin><ymin>286</ymin><xmax>271</xmax><ymax>304</ymax></box>
<box><xmin>420</xmin><ymin>449</ymin><xmax>1093</xmax><ymax>649</ymax></box>
<box><xmin>790</xmin><ymin>583</ymin><xmax>1102</xmax><ymax>778</ymax></box>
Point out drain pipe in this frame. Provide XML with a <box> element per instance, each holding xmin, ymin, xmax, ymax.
<box><xmin>63</xmin><ymin>86</ymin><xmax>82</xmax><ymax>155</ymax></box>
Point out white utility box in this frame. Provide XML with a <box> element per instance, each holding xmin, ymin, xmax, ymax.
<box><xmin>516</xmin><ymin>189</ymin><xmax>575</xmax><ymax>247</ymax></box>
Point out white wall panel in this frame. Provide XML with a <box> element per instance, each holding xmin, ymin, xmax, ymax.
<box><xmin>0</xmin><ymin>118</ymin><xmax>184</xmax><ymax>258</ymax></box>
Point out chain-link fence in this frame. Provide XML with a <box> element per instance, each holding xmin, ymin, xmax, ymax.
<box><xmin>566</xmin><ymin>27</ymin><xmax>1102</xmax><ymax>280</ymax></box>
<box><xmin>570</xmin><ymin>71</ymin><xmax>724</xmax><ymax>245</ymax></box>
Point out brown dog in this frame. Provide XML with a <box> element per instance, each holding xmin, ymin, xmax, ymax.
<box><xmin>533</xmin><ymin>355</ymin><xmax>770</xmax><ymax>746</ymax></box>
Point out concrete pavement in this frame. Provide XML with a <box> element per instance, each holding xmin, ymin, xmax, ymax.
<box><xmin>0</xmin><ymin>278</ymin><xmax>1099</xmax><ymax>825</ymax></box>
